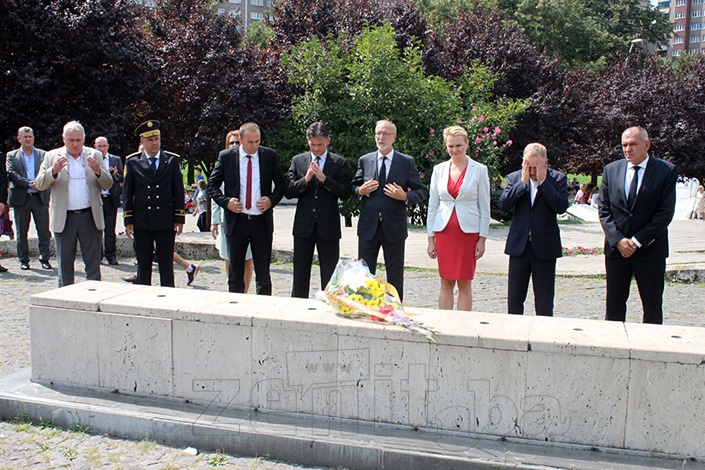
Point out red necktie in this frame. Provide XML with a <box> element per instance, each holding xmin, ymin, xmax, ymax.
<box><xmin>245</xmin><ymin>155</ymin><xmax>252</xmax><ymax>210</ymax></box>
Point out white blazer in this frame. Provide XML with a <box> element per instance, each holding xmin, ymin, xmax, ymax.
<box><xmin>426</xmin><ymin>156</ymin><xmax>491</xmax><ymax>238</ymax></box>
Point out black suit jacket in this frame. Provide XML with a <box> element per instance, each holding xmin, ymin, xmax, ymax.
<box><xmin>351</xmin><ymin>150</ymin><xmax>427</xmax><ymax>243</ymax></box>
<box><xmin>207</xmin><ymin>146</ymin><xmax>287</xmax><ymax>236</ymax></box>
<box><xmin>123</xmin><ymin>150</ymin><xmax>186</xmax><ymax>231</ymax></box>
<box><xmin>498</xmin><ymin>168</ymin><xmax>569</xmax><ymax>260</ymax></box>
<box><xmin>599</xmin><ymin>156</ymin><xmax>677</xmax><ymax>260</ymax></box>
<box><xmin>285</xmin><ymin>151</ymin><xmax>351</xmax><ymax>240</ymax></box>
<box><xmin>107</xmin><ymin>154</ymin><xmax>124</xmax><ymax>207</ymax></box>
<box><xmin>6</xmin><ymin>148</ymin><xmax>50</xmax><ymax>206</ymax></box>
<box><xmin>0</xmin><ymin>152</ymin><xmax>7</xmax><ymax>204</ymax></box>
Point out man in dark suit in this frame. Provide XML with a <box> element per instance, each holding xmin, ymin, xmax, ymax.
<box><xmin>286</xmin><ymin>122</ymin><xmax>351</xmax><ymax>298</ymax></box>
<box><xmin>351</xmin><ymin>120</ymin><xmax>428</xmax><ymax>301</ymax></box>
<box><xmin>5</xmin><ymin>126</ymin><xmax>52</xmax><ymax>270</ymax></box>
<box><xmin>94</xmin><ymin>136</ymin><xmax>124</xmax><ymax>265</ymax></box>
<box><xmin>0</xmin><ymin>150</ymin><xmax>7</xmax><ymax>272</ymax></box>
<box><xmin>123</xmin><ymin>120</ymin><xmax>186</xmax><ymax>287</ymax></box>
<box><xmin>599</xmin><ymin>126</ymin><xmax>677</xmax><ymax>324</ymax></box>
<box><xmin>498</xmin><ymin>143</ymin><xmax>569</xmax><ymax>316</ymax></box>
<box><xmin>208</xmin><ymin>122</ymin><xmax>287</xmax><ymax>295</ymax></box>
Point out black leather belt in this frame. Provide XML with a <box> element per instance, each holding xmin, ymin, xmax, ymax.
<box><xmin>101</xmin><ymin>194</ymin><xmax>110</xmax><ymax>198</ymax></box>
<box><xmin>28</xmin><ymin>193</ymin><xmax>39</xmax><ymax>196</ymax></box>
<box><xmin>238</xmin><ymin>213</ymin><xmax>262</xmax><ymax>220</ymax></box>
<box><xmin>69</xmin><ymin>208</ymin><xmax>90</xmax><ymax>214</ymax></box>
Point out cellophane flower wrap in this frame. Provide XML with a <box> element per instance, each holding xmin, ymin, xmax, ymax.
<box><xmin>323</xmin><ymin>259</ymin><xmax>436</xmax><ymax>342</ymax></box>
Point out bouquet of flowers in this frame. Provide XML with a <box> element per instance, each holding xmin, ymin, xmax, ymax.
<box><xmin>322</xmin><ymin>259</ymin><xmax>436</xmax><ymax>342</ymax></box>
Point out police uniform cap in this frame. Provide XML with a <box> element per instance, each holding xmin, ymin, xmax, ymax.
<box><xmin>135</xmin><ymin>120</ymin><xmax>161</xmax><ymax>138</ymax></box>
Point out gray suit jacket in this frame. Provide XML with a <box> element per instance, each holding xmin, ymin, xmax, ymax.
<box><xmin>35</xmin><ymin>146</ymin><xmax>113</xmax><ymax>233</ymax></box>
<box><xmin>6</xmin><ymin>148</ymin><xmax>50</xmax><ymax>206</ymax></box>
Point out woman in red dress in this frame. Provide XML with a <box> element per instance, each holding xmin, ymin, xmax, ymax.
<box><xmin>426</xmin><ymin>126</ymin><xmax>491</xmax><ymax>311</ymax></box>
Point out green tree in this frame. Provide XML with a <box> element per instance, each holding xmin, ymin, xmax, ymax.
<box><xmin>512</xmin><ymin>0</ymin><xmax>672</xmax><ymax>69</ymax></box>
<box><xmin>280</xmin><ymin>23</ymin><xmax>527</xmax><ymax>223</ymax></box>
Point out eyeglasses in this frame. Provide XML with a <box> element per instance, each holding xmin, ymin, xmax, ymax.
<box><xmin>228</xmin><ymin>141</ymin><xmax>237</xmax><ymax>146</ymax></box>
<box><xmin>375</xmin><ymin>131</ymin><xmax>395</xmax><ymax>137</ymax></box>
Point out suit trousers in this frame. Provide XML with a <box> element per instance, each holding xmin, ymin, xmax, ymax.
<box><xmin>134</xmin><ymin>229</ymin><xmax>175</xmax><ymax>287</ymax></box>
<box><xmin>605</xmin><ymin>256</ymin><xmax>665</xmax><ymax>324</ymax></box>
<box><xmin>101</xmin><ymin>194</ymin><xmax>119</xmax><ymax>259</ymax></box>
<box><xmin>507</xmin><ymin>240</ymin><xmax>556</xmax><ymax>316</ymax></box>
<box><xmin>292</xmin><ymin>225</ymin><xmax>340</xmax><ymax>298</ymax></box>
<box><xmin>54</xmin><ymin>210</ymin><xmax>102</xmax><ymax>287</ymax></box>
<box><xmin>227</xmin><ymin>214</ymin><xmax>272</xmax><ymax>295</ymax></box>
<box><xmin>13</xmin><ymin>194</ymin><xmax>51</xmax><ymax>263</ymax></box>
<box><xmin>358</xmin><ymin>222</ymin><xmax>406</xmax><ymax>301</ymax></box>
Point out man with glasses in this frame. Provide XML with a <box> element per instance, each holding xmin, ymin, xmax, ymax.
<box><xmin>351</xmin><ymin>119</ymin><xmax>427</xmax><ymax>301</ymax></box>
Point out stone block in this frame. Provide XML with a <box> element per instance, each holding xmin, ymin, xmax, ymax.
<box><xmin>30</xmin><ymin>306</ymin><xmax>100</xmax><ymax>386</ymax></box>
<box><xmin>98</xmin><ymin>313</ymin><xmax>173</xmax><ymax>396</ymax></box>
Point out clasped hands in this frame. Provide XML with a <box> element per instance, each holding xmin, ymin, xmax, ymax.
<box><xmin>617</xmin><ymin>238</ymin><xmax>638</xmax><ymax>258</ymax></box>
<box><xmin>227</xmin><ymin>196</ymin><xmax>271</xmax><ymax>213</ymax></box>
<box><xmin>304</xmin><ymin>160</ymin><xmax>326</xmax><ymax>184</ymax></box>
<box><xmin>358</xmin><ymin>179</ymin><xmax>407</xmax><ymax>200</ymax></box>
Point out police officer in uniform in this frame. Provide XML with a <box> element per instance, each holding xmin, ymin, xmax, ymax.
<box><xmin>123</xmin><ymin>120</ymin><xmax>185</xmax><ymax>287</ymax></box>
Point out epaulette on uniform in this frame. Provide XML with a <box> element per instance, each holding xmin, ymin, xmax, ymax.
<box><xmin>125</xmin><ymin>152</ymin><xmax>141</xmax><ymax>160</ymax></box>
<box><xmin>163</xmin><ymin>150</ymin><xmax>181</xmax><ymax>159</ymax></box>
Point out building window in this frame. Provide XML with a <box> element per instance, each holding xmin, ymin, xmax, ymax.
<box><xmin>251</xmin><ymin>0</ymin><xmax>264</xmax><ymax>5</ymax></box>
<box><xmin>266</xmin><ymin>0</ymin><xmax>274</xmax><ymax>6</ymax></box>
<box><xmin>228</xmin><ymin>9</ymin><xmax>240</xmax><ymax>17</ymax></box>
<box><xmin>229</xmin><ymin>0</ymin><xmax>241</xmax><ymax>3</ymax></box>
<box><xmin>674</xmin><ymin>36</ymin><xmax>684</xmax><ymax>43</ymax></box>
<box><xmin>673</xmin><ymin>49</ymin><xmax>681</xmax><ymax>56</ymax></box>
<box><xmin>676</xmin><ymin>0</ymin><xmax>687</xmax><ymax>5</ymax></box>
<box><xmin>691</xmin><ymin>35</ymin><xmax>701</xmax><ymax>42</ymax></box>
<box><xmin>692</xmin><ymin>22</ymin><xmax>702</xmax><ymax>29</ymax></box>
<box><xmin>675</xmin><ymin>11</ymin><xmax>686</xmax><ymax>18</ymax></box>
<box><xmin>250</xmin><ymin>11</ymin><xmax>264</xmax><ymax>19</ymax></box>
<box><xmin>692</xmin><ymin>10</ymin><xmax>702</xmax><ymax>17</ymax></box>
<box><xmin>692</xmin><ymin>48</ymin><xmax>701</xmax><ymax>52</ymax></box>
<box><xmin>694</xmin><ymin>0</ymin><xmax>703</xmax><ymax>4</ymax></box>
<box><xmin>675</xmin><ymin>23</ymin><xmax>685</xmax><ymax>31</ymax></box>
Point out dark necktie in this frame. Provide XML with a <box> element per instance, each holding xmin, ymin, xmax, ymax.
<box><xmin>628</xmin><ymin>165</ymin><xmax>640</xmax><ymax>208</ymax></box>
<box><xmin>245</xmin><ymin>155</ymin><xmax>253</xmax><ymax>210</ymax></box>
<box><xmin>149</xmin><ymin>157</ymin><xmax>157</xmax><ymax>173</ymax></box>
<box><xmin>314</xmin><ymin>157</ymin><xmax>321</xmax><ymax>191</ymax></box>
<box><xmin>378</xmin><ymin>156</ymin><xmax>387</xmax><ymax>189</ymax></box>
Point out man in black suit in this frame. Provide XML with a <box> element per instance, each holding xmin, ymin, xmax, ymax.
<box><xmin>0</xmin><ymin>150</ymin><xmax>7</xmax><ymax>272</ymax></box>
<box><xmin>208</xmin><ymin>122</ymin><xmax>287</xmax><ymax>295</ymax></box>
<box><xmin>94</xmin><ymin>136</ymin><xmax>124</xmax><ymax>265</ymax></box>
<box><xmin>286</xmin><ymin>122</ymin><xmax>351</xmax><ymax>298</ymax></box>
<box><xmin>5</xmin><ymin>126</ymin><xmax>52</xmax><ymax>270</ymax></box>
<box><xmin>599</xmin><ymin>126</ymin><xmax>677</xmax><ymax>324</ymax></box>
<box><xmin>351</xmin><ymin>119</ymin><xmax>428</xmax><ymax>301</ymax></box>
<box><xmin>498</xmin><ymin>143</ymin><xmax>569</xmax><ymax>316</ymax></box>
<box><xmin>123</xmin><ymin>120</ymin><xmax>186</xmax><ymax>287</ymax></box>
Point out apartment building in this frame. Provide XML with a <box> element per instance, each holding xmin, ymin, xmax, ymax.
<box><xmin>664</xmin><ymin>0</ymin><xmax>705</xmax><ymax>58</ymax></box>
<box><xmin>217</xmin><ymin>0</ymin><xmax>274</xmax><ymax>27</ymax></box>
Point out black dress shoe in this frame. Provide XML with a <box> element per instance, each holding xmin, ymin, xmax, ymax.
<box><xmin>20</xmin><ymin>262</ymin><xmax>30</xmax><ymax>270</ymax></box>
<box><xmin>107</xmin><ymin>257</ymin><xmax>119</xmax><ymax>266</ymax></box>
<box><xmin>0</xmin><ymin>264</ymin><xmax>8</xmax><ymax>273</ymax></box>
<box><xmin>123</xmin><ymin>275</ymin><xmax>137</xmax><ymax>283</ymax></box>
<box><xmin>40</xmin><ymin>260</ymin><xmax>52</xmax><ymax>270</ymax></box>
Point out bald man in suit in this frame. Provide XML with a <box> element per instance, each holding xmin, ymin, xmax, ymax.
<box><xmin>599</xmin><ymin>126</ymin><xmax>677</xmax><ymax>324</ymax></box>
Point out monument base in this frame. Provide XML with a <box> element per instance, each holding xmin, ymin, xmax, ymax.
<box><xmin>0</xmin><ymin>369</ymin><xmax>693</xmax><ymax>470</ymax></box>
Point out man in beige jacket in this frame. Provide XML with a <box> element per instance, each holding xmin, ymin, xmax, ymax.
<box><xmin>35</xmin><ymin>121</ymin><xmax>113</xmax><ymax>287</ymax></box>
